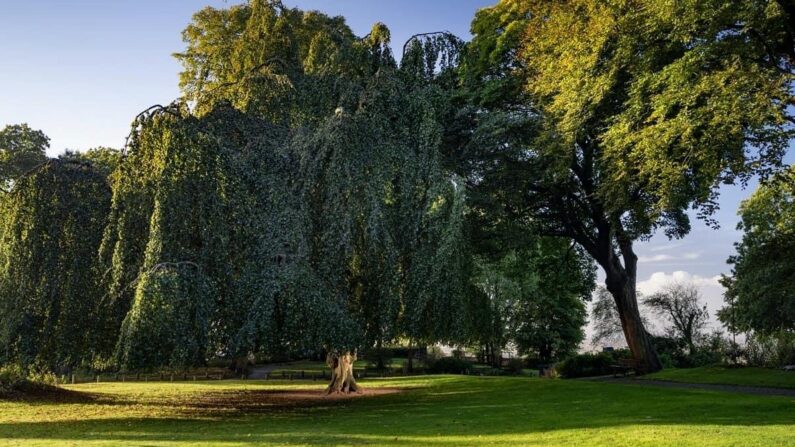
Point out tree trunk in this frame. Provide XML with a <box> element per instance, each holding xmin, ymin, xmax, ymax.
<box><xmin>407</xmin><ymin>345</ymin><xmax>414</xmax><ymax>373</ymax></box>
<box><xmin>326</xmin><ymin>351</ymin><xmax>360</xmax><ymax>394</ymax></box>
<box><xmin>603</xmin><ymin>251</ymin><xmax>662</xmax><ymax>374</ymax></box>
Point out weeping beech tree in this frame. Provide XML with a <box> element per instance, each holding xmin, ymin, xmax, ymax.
<box><xmin>103</xmin><ymin>48</ymin><xmax>471</xmax><ymax>378</ymax></box>
<box><xmin>121</xmin><ymin>0</ymin><xmax>472</xmax><ymax>390</ymax></box>
<box><xmin>0</xmin><ymin>160</ymin><xmax>111</xmax><ymax>371</ymax></box>
<box><xmin>101</xmin><ymin>104</ymin><xmax>343</xmax><ymax>369</ymax></box>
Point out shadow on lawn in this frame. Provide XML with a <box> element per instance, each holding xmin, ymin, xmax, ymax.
<box><xmin>0</xmin><ymin>385</ymin><xmax>100</xmax><ymax>405</ymax></box>
<box><xmin>0</xmin><ymin>378</ymin><xmax>793</xmax><ymax>445</ymax></box>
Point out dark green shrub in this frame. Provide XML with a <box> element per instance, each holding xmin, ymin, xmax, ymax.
<box><xmin>505</xmin><ymin>358</ymin><xmax>525</xmax><ymax>375</ymax></box>
<box><xmin>364</xmin><ymin>347</ymin><xmax>393</xmax><ymax>371</ymax></box>
<box><xmin>687</xmin><ymin>350</ymin><xmax>723</xmax><ymax>367</ymax></box>
<box><xmin>427</xmin><ymin>357</ymin><xmax>473</xmax><ymax>374</ymax></box>
<box><xmin>658</xmin><ymin>352</ymin><xmax>676</xmax><ymax>369</ymax></box>
<box><xmin>746</xmin><ymin>331</ymin><xmax>795</xmax><ymax>367</ymax></box>
<box><xmin>0</xmin><ymin>364</ymin><xmax>26</xmax><ymax>393</ymax></box>
<box><xmin>556</xmin><ymin>353</ymin><xmax>614</xmax><ymax>378</ymax></box>
<box><xmin>0</xmin><ymin>364</ymin><xmax>57</xmax><ymax>395</ymax></box>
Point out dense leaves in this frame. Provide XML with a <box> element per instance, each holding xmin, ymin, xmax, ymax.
<box><xmin>720</xmin><ymin>168</ymin><xmax>795</xmax><ymax>335</ymax></box>
<box><xmin>0</xmin><ymin>160</ymin><xmax>110</xmax><ymax>371</ymax></box>
<box><xmin>471</xmin><ymin>241</ymin><xmax>595</xmax><ymax>364</ymax></box>
<box><xmin>0</xmin><ymin>124</ymin><xmax>49</xmax><ymax>193</ymax></box>
<box><xmin>98</xmin><ymin>1</ymin><xmax>475</xmax><ymax>369</ymax></box>
<box><xmin>458</xmin><ymin>0</ymin><xmax>794</xmax><ymax>373</ymax></box>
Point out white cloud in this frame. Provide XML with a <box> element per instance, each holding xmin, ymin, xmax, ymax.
<box><xmin>637</xmin><ymin>271</ymin><xmax>726</xmax><ymax>330</ymax></box>
<box><xmin>638</xmin><ymin>254</ymin><xmax>675</xmax><ymax>263</ymax></box>
<box><xmin>648</xmin><ymin>243</ymin><xmax>685</xmax><ymax>252</ymax></box>
<box><xmin>637</xmin><ymin>252</ymin><xmax>701</xmax><ymax>264</ymax></box>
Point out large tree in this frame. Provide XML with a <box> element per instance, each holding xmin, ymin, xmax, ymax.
<box><xmin>472</xmin><ymin>241</ymin><xmax>595</xmax><ymax>365</ymax></box>
<box><xmin>719</xmin><ymin>167</ymin><xmax>795</xmax><ymax>335</ymax></box>
<box><xmin>460</xmin><ymin>0</ymin><xmax>794</xmax><ymax>372</ymax></box>
<box><xmin>0</xmin><ymin>160</ymin><xmax>111</xmax><ymax>371</ymax></box>
<box><xmin>102</xmin><ymin>1</ymin><xmax>473</xmax><ymax>386</ymax></box>
<box><xmin>0</xmin><ymin>124</ymin><xmax>49</xmax><ymax>193</ymax></box>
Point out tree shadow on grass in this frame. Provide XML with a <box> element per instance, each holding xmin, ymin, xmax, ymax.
<box><xmin>0</xmin><ymin>378</ymin><xmax>793</xmax><ymax>445</ymax></box>
<box><xmin>0</xmin><ymin>385</ymin><xmax>100</xmax><ymax>405</ymax></box>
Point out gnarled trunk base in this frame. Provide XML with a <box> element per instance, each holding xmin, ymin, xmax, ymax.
<box><xmin>326</xmin><ymin>351</ymin><xmax>360</xmax><ymax>394</ymax></box>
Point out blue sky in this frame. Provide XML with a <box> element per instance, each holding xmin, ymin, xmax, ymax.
<box><xmin>0</xmin><ymin>0</ymin><xmax>489</xmax><ymax>155</ymax></box>
<box><xmin>1</xmin><ymin>0</ymin><xmax>791</xmax><ymax>328</ymax></box>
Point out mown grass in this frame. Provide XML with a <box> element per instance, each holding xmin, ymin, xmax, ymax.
<box><xmin>0</xmin><ymin>375</ymin><xmax>793</xmax><ymax>446</ymax></box>
<box><xmin>645</xmin><ymin>366</ymin><xmax>795</xmax><ymax>389</ymax></box>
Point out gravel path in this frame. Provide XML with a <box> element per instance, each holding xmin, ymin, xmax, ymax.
<box><xmin>593</xmin><ymin>376</ymin><xmax>795</xmax><ymax>397</ymax></box>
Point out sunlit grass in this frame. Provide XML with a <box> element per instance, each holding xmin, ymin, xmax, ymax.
<box><xmin>0</xmin><ymin>375</ymin><xmax>793</xmax><ymax>446</ymax></box>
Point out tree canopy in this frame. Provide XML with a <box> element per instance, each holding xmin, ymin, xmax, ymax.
<box><xmin>95</xmin><ymin>1</ymin><xmax>476</xmax><ymax>370</ymax></box>
<box><xmin>0</xmin><ymin>160</ymin><xmax>110</xmax><ymax>371</ymax></box>
<box><xmin>0</xmin><ymin>124</ymin><xmax>49</xmax><ymax>193</ymax></box>
<box><xmin>1</xmin><ymin>0</ymin><xmax>791</xmax><ymax>377</ymax></box>
<box><xmin>457</xmin><ymin>0</ymin><xmax>794</xmax><ymax>373</ymax></box>
<box><xmin>471</xmin><ymin>240</ymin><xmax>595</xmax><ymax>365</ymax></box>
<box><xmin>720</xmin><ymin>168</ymin><xmax>795</xmax><ymax>335</ymax></box>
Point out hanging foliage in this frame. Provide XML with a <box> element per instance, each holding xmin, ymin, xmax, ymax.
<box><xmin>0</xmin><ymin>160</ymin><xmax>111</xmax><ymax>371</ymax></box>
<box><xmin>116</xmin><ymin>262</ymin><xmax>214</xmax><ymax>370</ymax></box>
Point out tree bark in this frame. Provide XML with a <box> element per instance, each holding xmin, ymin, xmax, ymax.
<box><xmin>602</xmin><ymin>244</ymin><xmax>662</xmax><ymax>374</ymax></box>
<box><xmin>326</xmin><ymin>351</ymin><xmax>360</xmax><ymax>394</ymax></box>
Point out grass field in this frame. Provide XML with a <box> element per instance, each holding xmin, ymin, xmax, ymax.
<box><xmin>645</xmin><ymin>366</ymin><xmax>795</xmax><ymax>390</ymax></box>
<box><xmin>0</xmin><ymin>375</ymin><xmax>793</xmax><ymax>446</ymax></box>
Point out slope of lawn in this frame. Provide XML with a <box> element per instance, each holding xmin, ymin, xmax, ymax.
<box><xmin>645</xmin><ymin>366</ymin><xmax>795</xmax><ymax>390</ymax></box>
<box><xmin>0</xmin><ymin>375</ymin><xmax>793</xmax><ymax>446</ymax></box>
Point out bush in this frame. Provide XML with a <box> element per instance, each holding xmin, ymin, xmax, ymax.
<box><xmin>364</xmin><ymin>347</ymin><xmax>393</xmax><ymax>371</ymax></box>
<box><xmin>0</xmin><ymin>364</ymin><xmax>26</xmax><ymax>393</ymax></box>
<box><xmin>746</xmin><ymin>331</ymin><xmax>795</xmax><ymax>367</ymax></box>
<box><xmin>505</xmin><ymin>358</ymin><xmax>525</xmax><ymax>375</ymax></box>
<box><xmin>426</xmin><ymin>346</ymin><xmax>445</xmax><ymax>364</ymax></box>
<box><xmin>426</xmin><ymin>357</ymin><xmax>473</xmax><ymax>374</ymax></box>
<box><xmin>658</xmin><ymin>352</ymin><xmax>676</xmax><ymax>369</ymax></box>
<box><xmin>685</xmin><ymin>350</ymin><xmax>723</xmax><ymax>367</ymax></box>
<box><xmin>0</xmin><ymin>364</ymin><xmax>57</xmax><ymax>394</ymax></box>
<box><xmin>651</xmin><ymin>334</ymin><xmax>726</xmax><ymax>368</ymax></box>
<box><xmin>556</xmin><ymin>353</ymin><xmax>614</xmax><ymax>378</ymax></box>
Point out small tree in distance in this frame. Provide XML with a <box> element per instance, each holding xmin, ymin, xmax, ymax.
<box><xmin>643</xmin><ymin>282</ymin><xmax>709</xmax><ymax>356</ymax></box>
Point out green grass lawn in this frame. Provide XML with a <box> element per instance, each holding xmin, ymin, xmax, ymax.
<box><xmin>1</xmin><ymin>375</ymin><xmax>793</xmax><ymax>446</ymax></box>
<box><xmin>645</xmin><ymin>366</ymin><xmax>795</xmax><ymax>390</ymax></box>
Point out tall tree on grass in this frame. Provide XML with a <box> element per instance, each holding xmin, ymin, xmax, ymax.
<box><xmin>93</xmin><ymin>1</ymin><xmax>471</xmax><ymax>382</ymax></box>
<box><xmin>719</xmin><ymin>167</ymin><xmax>795</xmax><ymax>335</ymax></box>
<box><xmin>0</xmin><ymin>160</ymin><xmax>111</xmax><ymax>371</ymax></box>
<box><xmin>460</xmin><ymin>0</ymin><xmax>794</xmax><ymax>372</ymax></box>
